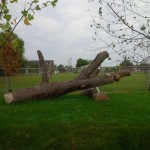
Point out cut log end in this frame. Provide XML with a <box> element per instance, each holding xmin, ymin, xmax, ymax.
<box><xmin>93</xmin><ymin>93</ymin><xmax>109</xmax><ymax>102</ymax></box>
<box><xmin>4</xmin><ymin>93</ymin><xmax>14</xmax><ymax>104</ymax></box>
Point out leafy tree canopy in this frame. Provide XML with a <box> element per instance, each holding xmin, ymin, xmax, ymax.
<box><xmin>76</xmin><ymin>58</ymin><xmax>90</xmax><ymax>67</ymax></box>
<box><xmin>0</xmin><ymin>31</ymin><xmax>25</xmax><ymax>67</ymax></box>
<box><xmin>58</xmin><ymin>64</ymin><xmax>64</xmax><ymax>68</ymax></box>
<box><xmin>0</xmin><ymin>0</ymin><xmax>58</xmax><ymax>74</ymax></box>
<box><xmin>119</xmin><ymin>59</ymin><xmax>134</xmax><ymax>67</ymax></box>
<box><xmin>139</xmin><ymin>62</ymin><xmax>150</xmax><ymax>66</ymax></box>
<box><xmin>58</xmin><ymin>64</ymin><xmax>65</xmax><ymax>72</ymax></box>
<box><xmin>0</xmin><ymin>41</ymin><xmax>20</xmax><ymax>75</ymax></box>
<box><xmin>0</xmin><ymin>0</ymin><xmax>58</xmax><ymax>30</ymax></box>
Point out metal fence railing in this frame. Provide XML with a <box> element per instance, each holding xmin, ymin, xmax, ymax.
<box><xmin>101</xmin><ymin>66</ymin><xmax>150</xmax><ymax>92</ymax></box>
<box><xmin>0</xmin><ymin>68</ymin><xmax>42</xmax><ymax>94</ymax></box>
<box><xmin>0</xmin><ymin>66</ymin><xmax>150</xmax><ymax>94</ymax></box>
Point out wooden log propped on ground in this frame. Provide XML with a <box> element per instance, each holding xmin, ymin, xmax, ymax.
<box><xmin>4</xmin><ymin>51</ymin><xmax>131</xmax><ymax>103</ymax></box>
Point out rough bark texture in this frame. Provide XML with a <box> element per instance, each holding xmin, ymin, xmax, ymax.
<box><xmin>74</xmin><ymin>51</ymin><xmax>109</xmax><ymax>81</ymax></box>
<box><xmin>4</xmin><ymin>70</ymin><xmax>130</xmax><ymax>103</ymax></box>
<box><xmin>81</xmin><ymin>69</ymin><xmax>100</xmax><ymax>97</ymax></box>
<box><xmin>4</xmin><ymin>51</ymin><xmax>131</xmax><ymax>103</ymax></box>
<box><xmin>37</xmin><ymin>50</ymin><xmax>50</xmax><ymax>82</ymax></box>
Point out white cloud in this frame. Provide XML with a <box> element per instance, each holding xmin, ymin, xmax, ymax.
<box><xmin>9</xmin><ymin>0</ymin><xmax>149</xmax><ymax>67</ymax></box>
<box><xmin>12</xmin><ymin>0</ymin><xmax>99</xmax><ymax>67</ymax></box>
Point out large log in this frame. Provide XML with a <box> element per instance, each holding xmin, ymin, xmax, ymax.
<box><xmin>4</xmin><ymin>70</ymin><xmax>130</xmax><ymax>103</ymax></box>
<box><xmin>4</xmin><ymin>50</ymin><xmax>131</xmax><ymax>103</ymax></box>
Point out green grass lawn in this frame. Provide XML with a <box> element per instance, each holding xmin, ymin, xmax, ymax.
<box><xmin>102</xmin><ymin>72</ymin><xmax>148</xmax><ymax>92</ymax></box>
<box><xmin>0</xmin><ymin>72</ymin><xmax>150</xmax><ymax>149</ymax></box>
<box><xmin>0</xmin><ymin>73</ymin><xmax>78</xmax><ymax>92</ymax></box>
<box><xmin>0</xmin><ymin>92</ymin><xmax>150</xmax><ymax>150</ymax></box>
<box><xmin>0</xmin><ymin>72</ymin><xmax>149</xmax><ymax>92</ymax></box>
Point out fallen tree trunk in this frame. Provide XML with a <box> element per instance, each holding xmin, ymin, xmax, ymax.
<box><xmin>4</xmin><ymin>50</ymin><xmax>131</xmax><ymax>103</ymax></box>
<box><xmin>4</xmin><ymin>70</ymin><xmax>130</xmax><ymax>103</ymax></box>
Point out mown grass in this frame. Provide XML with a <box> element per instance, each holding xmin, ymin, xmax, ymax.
<box><xmin>0</xmin><ymin>72</ymin><xmax>150</xmax><ymax>149</ymax></box>
<box><xmin>102</xmin><ymin>72</ymin><xmax>148</xmax><ymax>92</ymax></box>
<box><xmin>0</xmin><ymin>72</ymin><xmax>148</xmax><ymax>92</ymax></box>
<box><xmin>0</xmin><ymin>92</ymin><xmax>150</xmax><ymax>149</ymax></box>
<box><xmin>0</xmin><ymin>73</ymin><xmax>77</xmax><ymax>91</ymax></box>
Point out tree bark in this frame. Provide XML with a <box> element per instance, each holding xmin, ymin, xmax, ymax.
<box><xmin>74</xmin><ymin>51</ymin><xmax>109</xmax><ymax>81</ymax></box>
<box><xmin>4</xmin><ymin>51</ymin><xmax>131</xmax><ymax>103</ymax></box>
<box><xmin>81</xmin><ymin>69</ymin><xmax>100</xmax><ymax>97</ymax></box>
<box><xmin>4</xmin><ymin>70</ymin><xmax>130</xmax><ymax>103</ymax></box>
<box><xmin>37</xmin><ymin>50</ymin><xmax>50</xmax><ymax>82</ymax></box>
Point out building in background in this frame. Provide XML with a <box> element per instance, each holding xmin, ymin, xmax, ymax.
<box><xmin>26</xmin><ymin>60</ymin><xmax>54</xmax><ymax>69</ymax></box>
<box><xmin>23</xmin><ymin>60</ymin><xmax>55</xmax><ymax>75</ymax></box>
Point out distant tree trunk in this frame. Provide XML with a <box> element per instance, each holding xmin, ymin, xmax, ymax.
<box><xmin>4</xmin><ymin>51</ymin><xmax>131</xmax><ymax>104</ymax></box>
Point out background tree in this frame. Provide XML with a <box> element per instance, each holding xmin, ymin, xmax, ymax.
<box><xmin>0</xmin><ymin>32</ymin><xmax>26</xmax><ymax>68</ymax></box>
<box><xmin>139</xmin><ymin>62</ymin><xmax>150</xmax><ymax>67</ymax></box>
<box><xmin>76</xmin><ymin>58</ymin><xmax>90</xmax><ymax>67</ymax></box>
<box><xmin>119</xmin><ymin>58</ymin><xmax>134</xmax><ymax>67</ymax></box>
<box><xmin>0</xmin><ymin>41</ymin><xmax>20</xmax><ymax>76</ymax></box>
<box><xmin>88</xmin><ymin>0</ymin><xmax>150</xmax><ymax>65</ymax></box>
<box><xmin>58</xmin><ymin>64</ymin><xmax>65</xmax><ymax>73</ymax></box>
<box><xmin>0</xmin><ymin>0</ymin><xmax>59</xmax><ymax>80</ymax></box>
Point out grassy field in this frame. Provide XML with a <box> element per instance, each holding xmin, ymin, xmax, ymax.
<box><xmin>0</xmin><ymin>72</ymin><xmax>149</xmax><ymax>92</ymax></box>
<box><xmin>0</xmin><ymin>72</ymin><xmax>150</xmax><ymax>149</ymax></box>
<box><xmin>0</xmin><ymin>73</ymin><xmax>77</xmax><ymax>92</ymax></box>
<box><xmin>102</xmin><ymin>72</ymin><xmax>148</xmax><ymax>92</ymax></box>
<box><xmin>0</xmin><ymin>92</ymin><xmax>150</xmax><ymax>149</ymax></box>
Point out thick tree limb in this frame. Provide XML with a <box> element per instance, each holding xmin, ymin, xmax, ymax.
<box><xmin>37</xmin><ymin>50</ymin><xmax>50</xmax><ymax>82</ymax></box>
<box><xmin>74</xmin><ymin>51</ymin><xmax>109</xmax><ymax>81</ymax></box>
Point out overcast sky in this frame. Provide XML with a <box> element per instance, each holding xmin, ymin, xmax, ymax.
<box><xmin>10</xmin><ymin>0</ymin><xmax>112</xmax><ymax>67</ymax></box>
<box><xmin>9</xmin><ymin>0</ymin><xmax>150</xmax><ymax>67</ymax></box>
